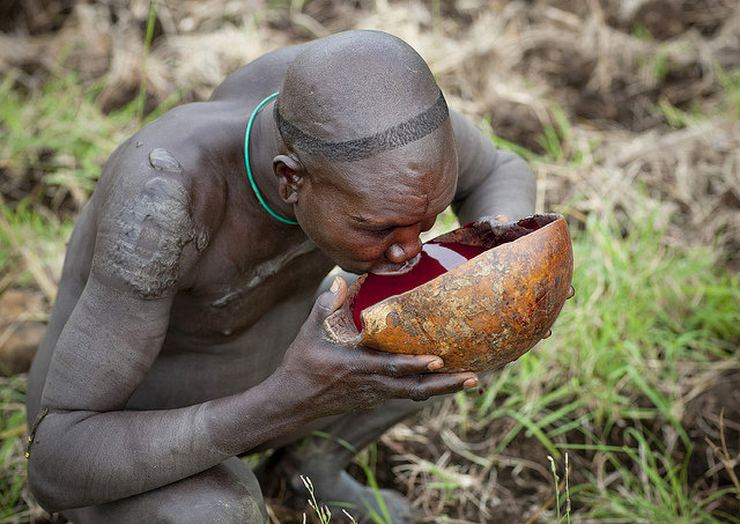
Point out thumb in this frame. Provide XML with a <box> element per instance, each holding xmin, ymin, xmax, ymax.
<box><xmin>312</xmin><ymin>276</ymin><xmax>348</xmax><ymax>320</ymax></box>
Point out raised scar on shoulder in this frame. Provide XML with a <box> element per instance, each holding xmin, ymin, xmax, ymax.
<box><xmin>148</xmin><ymin>148</ymin><xmax>183</xmax><ymax>173</ymax></box>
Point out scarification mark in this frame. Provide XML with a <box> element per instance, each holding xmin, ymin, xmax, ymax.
<box><xmin>102</xmin><ymin>177</ymin><xmax>194</xmax><ymax>298</ymax></box>
<box><xmin>148</xmin><ymin>148</ymin><xmax>183</xmax><ymax>173</ymax></box>
<box><xmin>210</xmin><ymin>240</ymin><xmax>317</xmax><ymax>308</ymax></box>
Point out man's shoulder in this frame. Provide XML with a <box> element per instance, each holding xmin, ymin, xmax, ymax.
<box><xmin>98</xmin><ymin>110</ymin><xmax>229</xmax><ymax>233</ymax></box>
<box><xmin>91</xmin><ymin>118</ymin><xmax>230</xmax><ymax>298</ymax></box>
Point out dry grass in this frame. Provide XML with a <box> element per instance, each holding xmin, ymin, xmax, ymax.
<box><xmin>0</xmin><ymin>0</ymin><xmax>738</xmax><ymax>522</ymax></box>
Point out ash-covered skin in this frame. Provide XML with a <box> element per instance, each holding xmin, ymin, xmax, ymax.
<box><xmin>211</xmin><ymin>239</ymin><xmax>317</xmax><ymax>308</ymax></box>
<box><xmin>96</xmin><ymin>176</ymin><xmax>194</xmax><ymax>299</ymax></box>
<box><xmin>24</xmin><ymin>30</ymin><xmax>543</xmax><ymax>524</ymax></box>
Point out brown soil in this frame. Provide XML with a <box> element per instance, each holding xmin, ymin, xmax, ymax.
<box><xmin>1</xmin><ymin>0</ymin><xmax>738</xmax><ymax>522</ymax></box>
<box><xmin>684</xmin><ymin>372</ymin><xmax>740</xmax><ymax>518</ymax></box>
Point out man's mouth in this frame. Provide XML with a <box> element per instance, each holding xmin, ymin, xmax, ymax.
<box><xmin>369</xmin><ymin>254</ymin><xmax>421</xmax><ymax>276</ymax></box>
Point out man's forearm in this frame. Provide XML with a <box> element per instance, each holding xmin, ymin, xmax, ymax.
<box><xmin>28</xmin><ymin>372</ymin><xmax>308</xmax><ymax>512</ymax></box>
<box><xmin>454</xmin><ymin>151</ymin><xmax>536</xmax><ymax>223</ymax></box>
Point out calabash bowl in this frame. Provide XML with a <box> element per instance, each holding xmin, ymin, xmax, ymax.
<box><xmin>324</xmin><ymin>213</ymin><xmax>574</xmax><ymax>372</ymax></box>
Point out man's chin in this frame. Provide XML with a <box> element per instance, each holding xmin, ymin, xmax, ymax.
<box><xmin>337</xmin><ymin>266</ymin><xmax>365</xmax><ymax>276</ymax></box>
<box><xmin>333</xmin><ymin>261</ymin><xmax>367</xmax><ymax>275</ymax></box>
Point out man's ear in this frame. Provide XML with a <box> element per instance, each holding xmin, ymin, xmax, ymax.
<box><xmin>273</xmin><ymin>154</ymin><xmax>305</xmax><ymax>204</ymax></box>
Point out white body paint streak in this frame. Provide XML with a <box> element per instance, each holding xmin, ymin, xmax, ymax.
<box><xmin>211</xmin><ymin>240</ymin><xmax>317</xmax><ymax>308</ymax></box>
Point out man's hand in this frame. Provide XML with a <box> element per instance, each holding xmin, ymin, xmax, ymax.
<box><xmin>274</xmin><ymin>277</ymin><xmax>479</xmax><ymax>418</ymax></box>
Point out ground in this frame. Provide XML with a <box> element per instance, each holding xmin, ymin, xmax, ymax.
<box><xmin>0</xmin><ymin>1</ymin><xmax>738</xmax><ymax>522</ymax></box>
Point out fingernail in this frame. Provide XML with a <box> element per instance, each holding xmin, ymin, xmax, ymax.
<box><xmin>463</xmin><ymin>377</ymin><xmax>478</xmax><ymax>389</ymax></box>
<box><xmin>330</xmin><ymin>277</ymin><xmax>340</xmax><ymax>294</ymax></box>
<box><xmin>567</xmin><ymin>286</ymin><xmax>575</xmax><ymax>299</ymax></box>
<box><xmin>427</xmin><ymin>359</ymin><xmax>444</xmax><ymax>371</ymax></box>
<box><xmin>543</xmin><ymin>329</ymin><xmax>552</xmax><ymax>339</ymax></box>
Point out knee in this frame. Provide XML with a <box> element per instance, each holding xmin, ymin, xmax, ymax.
<box><xmin>136</xmin><ymin>485</ymin><xmax>265</xmax><ymax>524</ymax></box>
<box><xmin>175</xmin><ymin>488</ymin><xmax>265</xmax><ymax>524</ymax></box>
<box><xmin>220</xmin><ymin>483</ymin><xmax>267</xmax><ymax>524</ymax></box>
<box><xmin>160</xmin><ymin>466</ymin><xmax>267</xmax><ymax>524</ymax></box>
<box><xmin>75</xmin><ymin>462</ymin><xmax>268</xmax><ymax>524</ymax></box>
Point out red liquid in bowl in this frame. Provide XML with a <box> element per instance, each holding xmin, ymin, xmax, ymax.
<box><xmin>351</xmin><ymin>242</ymin><xmax>487</xmax><ymax>332</ymax></box>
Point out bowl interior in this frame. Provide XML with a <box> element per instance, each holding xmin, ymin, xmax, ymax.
<box><xmin>350</xmin><ymin>214</ymin><xmax>562</xmax><ymax>333</ymax></box>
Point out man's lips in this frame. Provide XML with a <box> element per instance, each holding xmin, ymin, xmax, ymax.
<box><xmin>369</xmin><ymin>253</ymin><xmax>421</xmax><ymax>276</ymax></box>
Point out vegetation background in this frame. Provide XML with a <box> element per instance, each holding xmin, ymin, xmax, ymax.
<box><xmin>0</xmin><ymin>0</ymin><xmax>738</xmax><ymax>522</ymax></box>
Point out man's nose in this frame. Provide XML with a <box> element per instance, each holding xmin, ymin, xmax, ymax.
<box><xmin>385</xmin><ymin>236</ymin><xmax>422</xmax><ymax>264</ymax></box>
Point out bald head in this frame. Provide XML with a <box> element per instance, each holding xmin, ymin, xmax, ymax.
<box><xmin>274</xmin><ymin>30</ymin><xmax>449</xmax><ymax>162</ymax></box>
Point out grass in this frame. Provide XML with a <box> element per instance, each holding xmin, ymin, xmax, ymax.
<box><xmin>0</xmin><ymin>1</ymin><xmax>738</xmax><ymax>519</ymax></box>
<box><xmin>548</xmin><ymin>453</ymin><xmax>571</xmax><ymax>523</ymax></box>
<box><xmin>0</xmin><ymin>73</ymin><xmax>134</xmax><ymax>209</ymax></box>
<box><xmin>354</xmin><ymin>445</ymin><xmax>393</xmax><ymax>524</ymax></box>
<box><xmin>385</xmin><ymin>203</ymin><xmax>739</xmax><ymax>522</ymax></box>
<box><xmin>0</xmin><ymin>69</ymin><xmax>181</xmax><ymax>215</ymax></box>
<box><xmin>0</xmin><ymin>204</ymin><xmax>73</xmax><ymax>293</ymax></box>
<box><xmin>0</xmin><ymin>376</ymin><xmax>28</xmax><ymax>523</ymax></box>
<box><xmin>717</xmin><ymin>65</ymin><xmax>740</xmax><ymax>119</ymax></box>
<box><xmin>0</xmin><ymin>65</ymin><xmax>182</xmax><ymax>288</ymax></box>
<box><xmin>1</xmin><ymin>83</ymin><xmax>738</xmax><ymax>520</ymax></box>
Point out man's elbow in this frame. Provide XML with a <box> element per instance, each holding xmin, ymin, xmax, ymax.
<box><xmin>500</xmin><ymin>151</ymin><xmax>536</xmax><ymax>187</ymax></box>
<box><xmin>27</xmin><ymin>456</ymin><xmax>75</xmax><ymax>513</ymax></box>
<box><xmin>492</xmin><ymin>152</ymin><xmax>537</xmax><ymax>218</ymax></box>
<box><xmin>26</xmin><ymin>416</ymin><xmax>89</xmax><ymax>512</ymax></box>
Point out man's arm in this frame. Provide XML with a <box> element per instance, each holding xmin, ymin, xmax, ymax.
<box><xmin>28</xmin><ymin>165</ymin><xmax>477</xmax><ymax>512</ymax></box>
<box><xmin>26</xmin><ymin>171</ymin><xmax>310</xmax><ymax>511</ymax></box>
<box><xmin>450</xmin><ymin>110</ymin><xmax>536</xmax><ymax>222</ymax></box>
<box><xmin>27</xmin><ymin>283</ymin><xmax>306</xmax><ymax>512</ymax></box>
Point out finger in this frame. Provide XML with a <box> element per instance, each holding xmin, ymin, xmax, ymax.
<box><xmin>388</xmin><ymin>373</ymin><xmax>479</xmax><ymax>402</ymax></box>
<box><xmin>357</xmin><ymin>348</ymin><xmax>445</xmax><ymax>377</ymax></box>
<box><xmin>311</xmin><ymin>276</ymin><xmax>348</xmax><ymax>320</ymax></box>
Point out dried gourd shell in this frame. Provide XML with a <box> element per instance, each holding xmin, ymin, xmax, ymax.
<box><xmin>324</xmin><ymin>214</ymin><xmax>574</xmax><ymax>372</ymax></box>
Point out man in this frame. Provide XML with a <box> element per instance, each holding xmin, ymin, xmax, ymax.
<box><xmin>25</xmin><ymin>30</ymin><xmax>536</xmax><ymax>522</ymax></box>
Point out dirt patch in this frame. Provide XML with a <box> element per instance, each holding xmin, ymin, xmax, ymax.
<box><xmin>1</xmin><ymin>0</ymin><xmax>738</xmax><ymax>522</ymax></box>
<box><xmin>684</xmin><ymin>372</ymin><xmax>740</xmax><ymax>518</ymax></box>
<box><xmin>0</xmin><ymin>289</ymin><xmax>46</xmax><ymax>376</ymax></box>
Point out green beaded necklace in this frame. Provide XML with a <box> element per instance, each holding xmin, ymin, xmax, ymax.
<box><xmin>244</xmin><ymin>92</ymin><xmax>298</xmax><ymax>225</ymax></box>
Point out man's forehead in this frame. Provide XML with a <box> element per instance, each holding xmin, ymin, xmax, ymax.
<box><xmin>350</xmin><ymin>192</ymin><xmax>431</xmax><ymax>220</ymax></box>
<box><xmin>339</xmin><ymin>165</ymin><xmax>457</xmax><ymax>224</ymax></box>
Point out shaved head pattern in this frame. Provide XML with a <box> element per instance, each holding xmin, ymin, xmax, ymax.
<box><xmin>276</xmin><ymin>30</ymin><xmax>451</xmax><ymax>163</ymax></box>
<box><xmin>274</xmin><ymin>91</ymin><xmax>448</xmax><ymax>162</ymax></box>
